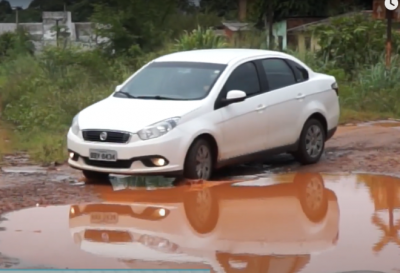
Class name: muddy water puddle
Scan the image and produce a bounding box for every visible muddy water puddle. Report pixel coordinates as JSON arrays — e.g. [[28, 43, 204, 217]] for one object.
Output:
[[0, 173, 400, 272]]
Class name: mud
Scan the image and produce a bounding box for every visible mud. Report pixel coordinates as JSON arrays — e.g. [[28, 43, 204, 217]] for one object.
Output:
[[0, 173, 399, 272], [299, 121, 400, 175], [1, 166, 49, 174]]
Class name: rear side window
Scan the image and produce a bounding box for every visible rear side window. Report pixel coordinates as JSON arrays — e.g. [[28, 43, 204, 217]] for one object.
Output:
[[260, 59, 296, 91], [286, 59, 309, 82]]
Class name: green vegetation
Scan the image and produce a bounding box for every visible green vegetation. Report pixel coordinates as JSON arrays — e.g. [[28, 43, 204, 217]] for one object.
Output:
[[0, 1, 398, 163]]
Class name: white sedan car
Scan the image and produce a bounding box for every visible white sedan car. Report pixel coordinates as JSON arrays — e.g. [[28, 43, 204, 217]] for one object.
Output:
[[67, 49, 340, 180]]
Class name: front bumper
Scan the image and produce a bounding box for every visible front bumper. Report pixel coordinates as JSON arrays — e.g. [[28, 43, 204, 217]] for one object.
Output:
[[67, 128, 188, 175]]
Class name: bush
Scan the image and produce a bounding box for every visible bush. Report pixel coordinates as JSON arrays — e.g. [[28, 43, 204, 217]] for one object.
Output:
[[174, 26, 227, 51], [0, 46, 133, 163], [313, 13, 400, 77]]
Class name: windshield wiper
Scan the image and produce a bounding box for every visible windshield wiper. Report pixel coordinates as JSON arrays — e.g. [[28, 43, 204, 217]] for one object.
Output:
[[134, 95, 187, 100], [115, 92, 187, 100], [115, 91, 138, 98]]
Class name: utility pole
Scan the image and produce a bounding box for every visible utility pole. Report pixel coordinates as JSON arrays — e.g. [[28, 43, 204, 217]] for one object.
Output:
[[64, 2, 67, 21], [11, 6, 22, 28], [54, 18, 63, 47], [386, 9, 393, 68], [238, 0, 247, 21]]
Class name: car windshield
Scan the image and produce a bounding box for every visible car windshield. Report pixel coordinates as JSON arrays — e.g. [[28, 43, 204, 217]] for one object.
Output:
[[115, 61, 226, 100]]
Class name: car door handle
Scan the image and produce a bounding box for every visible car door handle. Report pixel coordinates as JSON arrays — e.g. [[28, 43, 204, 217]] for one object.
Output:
[[255, 104, 266, 111], [296, 93, 306, 100]]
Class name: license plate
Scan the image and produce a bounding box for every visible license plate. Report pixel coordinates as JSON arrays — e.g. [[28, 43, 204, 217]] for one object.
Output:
[[90, 213, 119, 224], [89, 149, 117, 161]]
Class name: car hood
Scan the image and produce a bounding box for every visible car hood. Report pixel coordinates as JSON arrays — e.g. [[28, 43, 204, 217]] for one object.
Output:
[[78, 97, 203, 132]]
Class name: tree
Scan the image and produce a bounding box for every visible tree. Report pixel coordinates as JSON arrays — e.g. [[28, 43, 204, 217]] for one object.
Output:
[[0, 0, 11, 13], [28, 0, 66, 11], [0, 0, 11, 21], [69, 0, 94, 21], [200, 0, 237, 17], [90, 0, 182, 55]]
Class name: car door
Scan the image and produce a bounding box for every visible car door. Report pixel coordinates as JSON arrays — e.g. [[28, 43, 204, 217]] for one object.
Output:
[[215, 61, 268, 160], [257, 58, 306, 149]]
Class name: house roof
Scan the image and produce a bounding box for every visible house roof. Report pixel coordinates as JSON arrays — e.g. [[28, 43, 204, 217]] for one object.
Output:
[[287, 10, 372, 33], [222, 21, 251, 31]]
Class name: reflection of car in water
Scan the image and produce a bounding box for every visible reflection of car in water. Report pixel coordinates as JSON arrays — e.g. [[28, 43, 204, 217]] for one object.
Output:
[[69, 173, 339, 273]]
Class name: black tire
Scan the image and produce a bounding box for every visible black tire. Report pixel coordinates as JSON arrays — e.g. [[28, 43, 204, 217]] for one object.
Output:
[[294, 173, 328, 222], [82, 170, 109, 181], [184, 138, 214, 180], [183, 187, 219, 234], [292, 118, 326, 164]]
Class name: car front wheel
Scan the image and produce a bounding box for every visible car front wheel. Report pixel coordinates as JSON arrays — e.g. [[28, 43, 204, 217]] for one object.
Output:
[[184, 138, 213, 180], [293, 118, 325, 164]]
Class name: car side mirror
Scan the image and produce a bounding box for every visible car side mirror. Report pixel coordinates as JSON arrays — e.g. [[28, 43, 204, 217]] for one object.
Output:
[[115, 84, 123, 92], [221, 90, 246, 106]]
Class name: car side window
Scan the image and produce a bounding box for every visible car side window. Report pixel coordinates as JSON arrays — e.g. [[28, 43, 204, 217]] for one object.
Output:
[[260, 58, 296, 91], [224, 62, 260, 96], [286, 59, 309, 82]]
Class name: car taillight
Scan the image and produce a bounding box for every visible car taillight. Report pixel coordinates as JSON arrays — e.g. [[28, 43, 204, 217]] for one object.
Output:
[[331, 82, 339, 96]]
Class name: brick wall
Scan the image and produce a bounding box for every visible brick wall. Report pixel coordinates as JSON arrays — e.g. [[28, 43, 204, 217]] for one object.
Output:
[[224, 27, 234, 38]]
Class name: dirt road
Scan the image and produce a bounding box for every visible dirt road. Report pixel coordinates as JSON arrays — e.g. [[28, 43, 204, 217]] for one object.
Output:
[[303, 120, 400, 174], [0, 120, 400, 216]]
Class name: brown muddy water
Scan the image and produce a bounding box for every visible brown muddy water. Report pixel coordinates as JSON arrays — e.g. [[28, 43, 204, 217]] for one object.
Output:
[[0, 173, 399, 272]]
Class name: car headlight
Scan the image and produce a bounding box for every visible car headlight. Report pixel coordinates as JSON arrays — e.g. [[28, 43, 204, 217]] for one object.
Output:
[[71, 114, 80, 136], [137, 117, 180, 140]]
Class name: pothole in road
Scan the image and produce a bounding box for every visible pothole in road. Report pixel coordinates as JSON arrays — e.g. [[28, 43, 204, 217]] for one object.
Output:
[[0, 173, 399, 272]]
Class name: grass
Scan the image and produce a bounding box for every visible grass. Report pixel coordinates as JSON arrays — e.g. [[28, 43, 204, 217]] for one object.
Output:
[[339, 109, 395, 125], [0, 27, 399, 164]]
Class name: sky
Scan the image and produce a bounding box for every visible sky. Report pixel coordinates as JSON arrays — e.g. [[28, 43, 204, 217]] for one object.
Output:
[[7, 0, 33, 9]]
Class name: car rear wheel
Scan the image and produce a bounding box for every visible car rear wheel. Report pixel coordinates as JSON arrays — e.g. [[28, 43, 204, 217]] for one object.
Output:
[[184, 138, 213, 180], [294, 173, 328, 222], [292, 118, 325, 164], [82, 170, 109, 181]]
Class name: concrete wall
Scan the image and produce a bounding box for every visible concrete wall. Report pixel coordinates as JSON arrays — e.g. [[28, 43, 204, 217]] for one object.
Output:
[[0, 12, 104, 52]]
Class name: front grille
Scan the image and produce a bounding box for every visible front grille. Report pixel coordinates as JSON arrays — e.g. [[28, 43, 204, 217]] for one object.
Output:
[[82, 130, 130, 143], [84, 230, 133, 243], [83, 157, 133, 168]]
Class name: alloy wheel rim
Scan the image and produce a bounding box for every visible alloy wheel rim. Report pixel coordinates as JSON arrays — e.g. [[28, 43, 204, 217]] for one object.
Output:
[[195, 145, 211, 179], [305, 125, 323, 157], [305, 177, 324, 211], [194, 189, 212, 226]]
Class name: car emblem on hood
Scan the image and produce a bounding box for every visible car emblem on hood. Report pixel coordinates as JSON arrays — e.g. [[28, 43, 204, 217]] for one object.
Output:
[[100, 132, 107, 141]]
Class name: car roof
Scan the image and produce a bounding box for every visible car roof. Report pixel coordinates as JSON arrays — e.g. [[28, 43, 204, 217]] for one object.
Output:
[[154, 48, 288, 65]]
